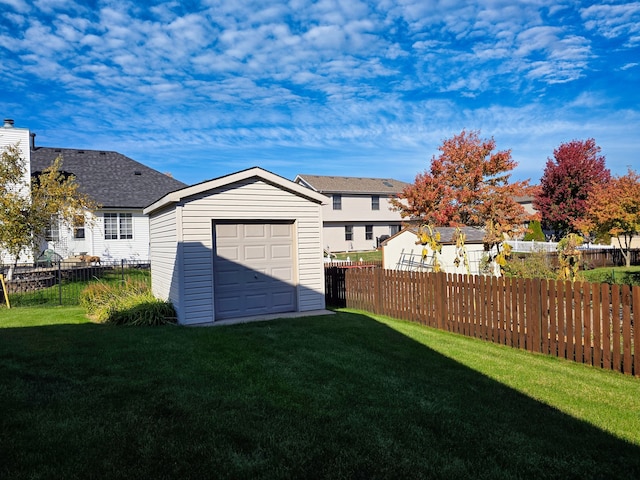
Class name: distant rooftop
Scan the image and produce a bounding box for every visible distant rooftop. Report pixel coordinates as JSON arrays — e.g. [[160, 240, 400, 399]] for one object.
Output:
[[295, 174, 409, 194]]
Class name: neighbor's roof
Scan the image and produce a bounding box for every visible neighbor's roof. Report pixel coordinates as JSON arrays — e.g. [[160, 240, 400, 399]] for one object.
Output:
[[294, 174, 409, 194], [144, 167, 328, 216], [383, 226, 486, 245], [31, 147, 187, 209]]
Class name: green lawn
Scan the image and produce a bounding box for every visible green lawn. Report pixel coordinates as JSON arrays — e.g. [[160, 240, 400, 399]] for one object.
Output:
[[331, 249, 382, 262], [581, 265, 640, 286], [1, 307, 640, 479]]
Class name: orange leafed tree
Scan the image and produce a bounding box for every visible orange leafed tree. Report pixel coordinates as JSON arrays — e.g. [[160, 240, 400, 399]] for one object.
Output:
[[576, 168, 640, 267], [392, 130, 536, 236]]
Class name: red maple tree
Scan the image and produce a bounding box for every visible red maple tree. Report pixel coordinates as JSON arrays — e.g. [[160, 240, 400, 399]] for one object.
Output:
[[392, 130, 535, 236], [533, 138, 610, 237]]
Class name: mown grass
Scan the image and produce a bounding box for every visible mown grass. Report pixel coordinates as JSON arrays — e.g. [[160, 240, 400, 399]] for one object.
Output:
[[581, 265, 640, 286], [5, 268, 150, 307], [332, 249, 382, 262], [1, 307, 639, 479]]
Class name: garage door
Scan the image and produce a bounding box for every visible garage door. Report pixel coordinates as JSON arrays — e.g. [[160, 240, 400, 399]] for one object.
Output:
[[213, 221, 296, 320]]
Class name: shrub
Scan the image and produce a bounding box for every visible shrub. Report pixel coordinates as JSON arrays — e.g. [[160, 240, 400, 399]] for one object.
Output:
[[503, 250, 556, 280], [80, 280, 176, 326], [523, 220, 545, 242]]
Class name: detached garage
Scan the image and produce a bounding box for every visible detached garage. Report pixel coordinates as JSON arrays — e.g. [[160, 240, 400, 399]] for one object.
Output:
[[143, 167, 328, 325]]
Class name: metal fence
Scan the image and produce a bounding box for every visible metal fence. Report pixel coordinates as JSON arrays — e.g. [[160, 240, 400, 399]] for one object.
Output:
[[1, 260, 150, 307]]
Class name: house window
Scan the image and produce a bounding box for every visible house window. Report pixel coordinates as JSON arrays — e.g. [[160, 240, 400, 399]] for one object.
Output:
[[44, 217, 59, 241], [120, 213, 133, 239], [104, 213, 133, 240], [365, 225, 373, 240], [390, 225, 401, 236], [345, 225, 353, 241], [74, 215, 85, 239], [371, 195, 380, 210], [333, 194, 342, 210]]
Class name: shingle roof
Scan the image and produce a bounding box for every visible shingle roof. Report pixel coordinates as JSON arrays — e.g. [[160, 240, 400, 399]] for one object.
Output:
[[392, 226, 486, 244], [295, 174, 409, 194], [30, 147, 187, 209]]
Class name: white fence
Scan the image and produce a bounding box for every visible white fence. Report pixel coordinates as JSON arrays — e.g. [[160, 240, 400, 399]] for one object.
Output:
[[506, 240, 613, 253]]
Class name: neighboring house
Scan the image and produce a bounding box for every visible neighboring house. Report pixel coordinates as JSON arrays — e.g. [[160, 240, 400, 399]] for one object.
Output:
[[294, 174, 409, 253], [1, 119, 186, 263], [514, 195, 537, 217], [382, 226, 487, 275], [144, 167, 329, 325]]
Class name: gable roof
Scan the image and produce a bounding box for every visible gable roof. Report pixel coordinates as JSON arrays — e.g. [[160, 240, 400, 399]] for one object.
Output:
[[294, 174, 409, 194], [30, 147, 187, 209], [383, 226, 486, 245], [144, 167, 328, 215]]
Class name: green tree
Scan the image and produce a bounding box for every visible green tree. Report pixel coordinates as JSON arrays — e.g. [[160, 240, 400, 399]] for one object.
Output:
[[0, 142, 97, 264], [523, 220, 545, 242]]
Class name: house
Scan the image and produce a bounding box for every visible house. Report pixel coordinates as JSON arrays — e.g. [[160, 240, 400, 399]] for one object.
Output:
[[381, 226, 488, 275], [144, 167, 329, 325], [0, 119, 186, 263], [294, 174, 409, 253]]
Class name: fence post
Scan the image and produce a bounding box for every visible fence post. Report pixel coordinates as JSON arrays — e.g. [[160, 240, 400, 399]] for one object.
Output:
[[57, 260, 62, 305], [121, 259, 125, 282], [374, 268, 383, 315]]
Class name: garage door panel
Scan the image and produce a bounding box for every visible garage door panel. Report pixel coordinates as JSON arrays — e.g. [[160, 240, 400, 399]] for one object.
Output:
[[272, 290, 295, 307], [216, 224, 240, 239], [244, 245, 267, 260], [244, 224, 266, 237], [216, 245, 240, 261], [271, 224, 291, 237], [271, 266, 293, 282], [214, 221, 296, 320], [271, 244, 292, 259]]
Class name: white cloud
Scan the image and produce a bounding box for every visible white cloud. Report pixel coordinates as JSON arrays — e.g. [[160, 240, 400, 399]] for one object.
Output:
[[581, 3, 640, 44]]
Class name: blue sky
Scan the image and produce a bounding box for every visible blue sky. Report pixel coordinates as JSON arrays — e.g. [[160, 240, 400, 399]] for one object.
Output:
[[1, 0, 638, 186]]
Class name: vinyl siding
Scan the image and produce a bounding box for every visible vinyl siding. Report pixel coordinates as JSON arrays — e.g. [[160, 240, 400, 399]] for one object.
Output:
[[148, 206, 180, 316], [175, 179, 324, 324], [91, 211, 150, 262]]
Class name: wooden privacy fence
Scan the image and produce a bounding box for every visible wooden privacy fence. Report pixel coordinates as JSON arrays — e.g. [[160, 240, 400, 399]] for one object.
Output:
[[343, 269, 639, 377]]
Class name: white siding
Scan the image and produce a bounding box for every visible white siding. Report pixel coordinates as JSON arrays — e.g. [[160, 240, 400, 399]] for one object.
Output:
[[0, 125, 31, 195], [148, 206, 180, 316], [382, 229, 486, 274], [324, 222, 399, 253], [178, 179, 324, 325], [148, 177, 325, 325], [321, 194, 403, 252], [91, 210, 150, 262], [0, 125, 32, 264]]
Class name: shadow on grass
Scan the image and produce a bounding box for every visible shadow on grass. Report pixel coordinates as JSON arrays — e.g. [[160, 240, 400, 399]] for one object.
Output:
[[1, 311, 639, 479]]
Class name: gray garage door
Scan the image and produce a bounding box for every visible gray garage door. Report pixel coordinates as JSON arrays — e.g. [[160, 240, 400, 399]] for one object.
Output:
[[213, 221, 296, 320]]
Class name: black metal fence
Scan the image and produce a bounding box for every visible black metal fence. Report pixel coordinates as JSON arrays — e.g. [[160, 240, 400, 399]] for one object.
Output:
[[1, 260, 150, 307]]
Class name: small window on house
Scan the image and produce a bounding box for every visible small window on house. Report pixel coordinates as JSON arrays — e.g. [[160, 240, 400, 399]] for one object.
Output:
[[104, 213, 133, 240], [365, 225, 373, 240], [74, 215, 85, 239], [390, 225, 401, 236], [44, 217, 60, 241], [119, 213, 133, 239], [104, 213, 118, 240], [333, 194, 342, 210], [371, 195, 380, 210], [345, 225, 353, 241]]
